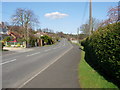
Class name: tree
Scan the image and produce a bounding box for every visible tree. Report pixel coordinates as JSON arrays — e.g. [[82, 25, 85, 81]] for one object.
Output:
[[11, 8, 39, 40], [41, 35, 53, 45], [100, 4, 120, 26], [80, 17, 101, 34], [12, 8, 39, 28], [86, 17, 101, 31], [107, 5, 120, 23], [92, 18, 101, 31], [57, 32, 65, 38], [11, 8, 39, 47], [80, 24, 89, 35], [42, 28, 49, 33]]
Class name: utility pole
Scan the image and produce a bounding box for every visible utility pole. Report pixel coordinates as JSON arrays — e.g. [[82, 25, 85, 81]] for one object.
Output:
[[89, 0, 92, 35]]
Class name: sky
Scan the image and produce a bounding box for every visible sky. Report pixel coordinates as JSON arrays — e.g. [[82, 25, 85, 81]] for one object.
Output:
[[1, 1, 118, 34]]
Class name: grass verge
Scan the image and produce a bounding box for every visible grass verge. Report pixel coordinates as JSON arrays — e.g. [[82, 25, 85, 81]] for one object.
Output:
[[78, 46, 118, 88]]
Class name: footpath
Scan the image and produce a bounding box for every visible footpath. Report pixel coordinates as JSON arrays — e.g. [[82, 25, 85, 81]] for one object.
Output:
[[2, 47, 33, 56]]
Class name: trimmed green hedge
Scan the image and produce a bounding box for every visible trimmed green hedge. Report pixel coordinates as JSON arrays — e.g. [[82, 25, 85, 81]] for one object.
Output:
[[81, 22, 120, 87]]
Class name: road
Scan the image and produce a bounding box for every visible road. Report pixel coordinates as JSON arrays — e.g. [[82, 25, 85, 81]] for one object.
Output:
[[2, 39, 81, 88]]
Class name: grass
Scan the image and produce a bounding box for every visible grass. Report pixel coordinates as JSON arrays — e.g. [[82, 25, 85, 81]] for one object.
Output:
[[78, 46, 118, 88]]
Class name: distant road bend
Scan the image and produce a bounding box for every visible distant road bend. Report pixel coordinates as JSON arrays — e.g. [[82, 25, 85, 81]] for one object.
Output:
[[2, 38, 81, 88]]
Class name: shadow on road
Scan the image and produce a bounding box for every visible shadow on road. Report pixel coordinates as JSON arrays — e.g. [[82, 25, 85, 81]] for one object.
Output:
[[3, 49, 9, 51]]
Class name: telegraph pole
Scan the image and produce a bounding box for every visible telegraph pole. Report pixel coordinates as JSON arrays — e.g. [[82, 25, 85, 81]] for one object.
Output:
[[89, 0, 92, 35]]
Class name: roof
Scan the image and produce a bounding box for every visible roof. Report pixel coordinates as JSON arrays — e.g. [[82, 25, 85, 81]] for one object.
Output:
[[34, 32, 47, 37]]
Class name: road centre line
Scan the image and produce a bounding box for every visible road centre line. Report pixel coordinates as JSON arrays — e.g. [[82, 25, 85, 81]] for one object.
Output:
[[53, 48, 57, 49], [44, 49, 51, 52], [26, 52, 41, 57], [0, 59, 17, 65], [18, 46, 73, 88], [2, 55, 21, 62]]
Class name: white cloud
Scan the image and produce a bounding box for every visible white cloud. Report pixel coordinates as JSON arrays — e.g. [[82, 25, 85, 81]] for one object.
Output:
[[44, 12, 68, 19]]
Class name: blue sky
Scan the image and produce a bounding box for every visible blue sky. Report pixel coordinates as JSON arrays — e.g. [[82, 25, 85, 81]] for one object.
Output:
[[2, 2, 118, 34]]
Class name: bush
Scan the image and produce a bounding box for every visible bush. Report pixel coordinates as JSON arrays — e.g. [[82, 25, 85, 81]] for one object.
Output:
[[29, 36, 38, 47], [7, 44, 11, 47], [81, 22, 120, 87], [3, 36, 11, 42], [41, 35, 54, 45], [0, 42, 5, 50], [17, 43, 21, 47]]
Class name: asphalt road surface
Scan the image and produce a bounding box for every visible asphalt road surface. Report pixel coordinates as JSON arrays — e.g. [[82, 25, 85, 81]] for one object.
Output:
[[2, 38, 81, 88]]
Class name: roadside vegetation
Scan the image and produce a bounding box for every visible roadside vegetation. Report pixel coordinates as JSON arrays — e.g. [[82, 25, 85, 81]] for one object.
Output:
[[81, 22, 120, 88], [78, 46, 118, 88], [77, 4, 120, 88], [0, 41, 5, 51]]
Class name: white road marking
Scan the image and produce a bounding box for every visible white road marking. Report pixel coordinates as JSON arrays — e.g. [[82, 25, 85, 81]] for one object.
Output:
[[53, 48, 57, 49], [26, 52, 41, 57], [2, 55, 22, 63], [44, 49, 51, 52], [18, 46, 73, 88], [0, 59, 17, 65]]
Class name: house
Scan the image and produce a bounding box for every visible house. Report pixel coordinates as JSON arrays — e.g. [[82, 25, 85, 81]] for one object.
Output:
[[0, 22, 9, 40], [70, 38, 78, 43], [34, 31, 48, 46], [34, 31, 47, 37]]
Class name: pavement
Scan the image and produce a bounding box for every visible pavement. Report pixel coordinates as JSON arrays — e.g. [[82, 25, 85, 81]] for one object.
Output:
[[2, 47, 34, 55], [2, 39, 81, 88]]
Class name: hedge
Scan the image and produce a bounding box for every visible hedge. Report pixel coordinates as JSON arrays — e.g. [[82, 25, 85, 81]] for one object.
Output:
[[81, 22, 120, 87]]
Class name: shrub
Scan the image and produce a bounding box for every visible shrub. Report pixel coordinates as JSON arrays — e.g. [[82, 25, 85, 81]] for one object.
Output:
[[17, 43, 21, 47], [81, 22, 120, 87], [29, 36, 38, 47], [7, 44, 11, 47], [41, 35, 53, 45], [3, 36, 11, 42], [0, 42, 5, 50]]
